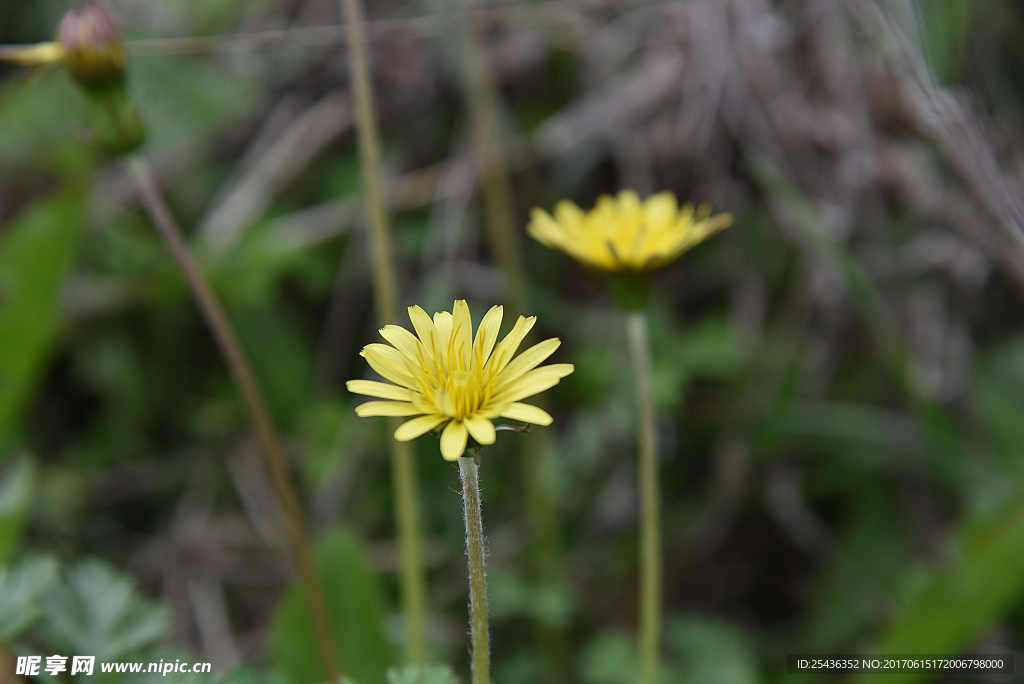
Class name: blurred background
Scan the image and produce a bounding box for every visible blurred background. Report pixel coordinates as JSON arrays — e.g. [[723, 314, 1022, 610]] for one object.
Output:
[[2, 0, 1024, 682]]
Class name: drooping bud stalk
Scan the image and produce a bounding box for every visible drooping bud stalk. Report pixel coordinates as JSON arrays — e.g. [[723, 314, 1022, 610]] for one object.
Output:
[[56, 0, 144, 154]]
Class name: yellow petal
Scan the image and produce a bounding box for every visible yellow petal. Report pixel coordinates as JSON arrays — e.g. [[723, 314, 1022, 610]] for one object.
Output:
[[616, 189, 642, 215], [379, 325, 422, 363], [495, 337, 560, 386], [492, 363, 574, 404], [411, 393, 435, 414], [433, 311, 453, 353], [362, 344, 415, 386], [346, 379, 410, 401], [500, 402, 553, 426], [441, 420, 468, 461], [464, 415, 496, 445], [494, 362, 574, 394], [451, 300, 473, 370], [489, 315, 537, 375], [552, 200, 585, 231], [473, 305, 503, 366], [644, 192, 678, 227], [408, 305, 438, 351], [354, 401, 421, 417], [395, 414, 447, 441], [527, 208, 566, 248]]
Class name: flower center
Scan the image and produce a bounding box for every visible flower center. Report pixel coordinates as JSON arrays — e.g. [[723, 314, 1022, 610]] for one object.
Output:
[[438, 369, 482, 420]]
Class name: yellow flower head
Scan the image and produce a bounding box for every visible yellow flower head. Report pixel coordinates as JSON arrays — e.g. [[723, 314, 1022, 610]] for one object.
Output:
[[347, 301, 574, 461], [527, 189, 732, 273]]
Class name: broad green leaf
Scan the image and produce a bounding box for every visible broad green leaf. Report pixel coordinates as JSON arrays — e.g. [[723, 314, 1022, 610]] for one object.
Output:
[[41, 559, 167, 661], [270, 528, 394, 684], [387, 665, 459, 684], [799, 486, 912, 652], [0, 193, 83, 445], [0, 455, 33, 563], [0, 555, 58, 639], [853, 485, 1024, 684], [489, 569, 574, 629], [0, 73, 89, 173], [579, 632, 636, 684], [973, 337, 1024, 472], [667, 616, 760, 684]]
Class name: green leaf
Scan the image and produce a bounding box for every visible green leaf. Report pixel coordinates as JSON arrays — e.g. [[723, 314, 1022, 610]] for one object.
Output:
[[386, 665, 459, 684], [0, 555, 58, 639], [270, 528, 394, 684], [667, 616, 760, 684], [580, 632, 636, 684], [0, 455, 34, 563], [973, 336, 1024, 471], [40, 559, 167, 661], [918, 0, 972, 83], [0, 192, 84, 446], [852, 486, 1024, 684], [489, 569, 574, 628]]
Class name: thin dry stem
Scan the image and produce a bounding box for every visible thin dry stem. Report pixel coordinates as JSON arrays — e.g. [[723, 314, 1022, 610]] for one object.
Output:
[[126, 155, 340, 681]]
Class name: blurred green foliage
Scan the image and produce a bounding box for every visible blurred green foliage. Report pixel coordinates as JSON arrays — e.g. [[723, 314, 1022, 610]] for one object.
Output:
[[2, 0, 1024, 682]]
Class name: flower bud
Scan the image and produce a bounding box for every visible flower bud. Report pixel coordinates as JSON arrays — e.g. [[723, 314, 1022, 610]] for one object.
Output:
[[56, 0, 144, 154], [56, 0, 127, 91]]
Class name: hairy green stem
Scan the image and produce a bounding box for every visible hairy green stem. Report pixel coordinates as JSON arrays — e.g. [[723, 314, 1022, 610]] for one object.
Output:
[[626, 311, 661, 684], [339, 0, 428, 664], [459, 455, 490, 684], [450, 8, 567, 676], [126, 155, 340, 681]]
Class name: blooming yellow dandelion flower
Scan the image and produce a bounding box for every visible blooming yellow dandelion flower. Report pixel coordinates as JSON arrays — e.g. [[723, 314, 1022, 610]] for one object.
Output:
[[527, 189, 732, 273], [347, 300, 574, 461]]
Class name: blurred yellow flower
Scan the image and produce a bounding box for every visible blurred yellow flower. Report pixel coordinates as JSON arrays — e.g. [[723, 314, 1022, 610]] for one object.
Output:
[[348, 301, 574, 461], [528, 190, 732, 273]]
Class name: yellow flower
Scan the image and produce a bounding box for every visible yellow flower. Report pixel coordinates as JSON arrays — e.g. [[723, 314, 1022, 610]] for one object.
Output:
[[527, 189, 732, 273], [347, 301, 574, 461]]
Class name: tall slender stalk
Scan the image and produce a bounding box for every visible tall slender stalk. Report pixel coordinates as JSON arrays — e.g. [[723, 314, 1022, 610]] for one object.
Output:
[[339, 0, 428, 664], [449, 7, 568, 676], [388, 432, 427, 665], [126, 155, 340, 682], [459, 454, 490, 684], [626, 311, 661, 684], [453, 0, 526, 319]]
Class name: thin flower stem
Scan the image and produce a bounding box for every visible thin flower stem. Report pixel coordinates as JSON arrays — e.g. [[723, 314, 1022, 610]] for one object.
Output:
[[389, 432, 428, 664], [341, 0, 397, 324], [450, 8, 568, 675], [459, 454, 491, 684], [125, 155, 340, 682], [339, 0, 428, 664], [626, 311, 661, 684]]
